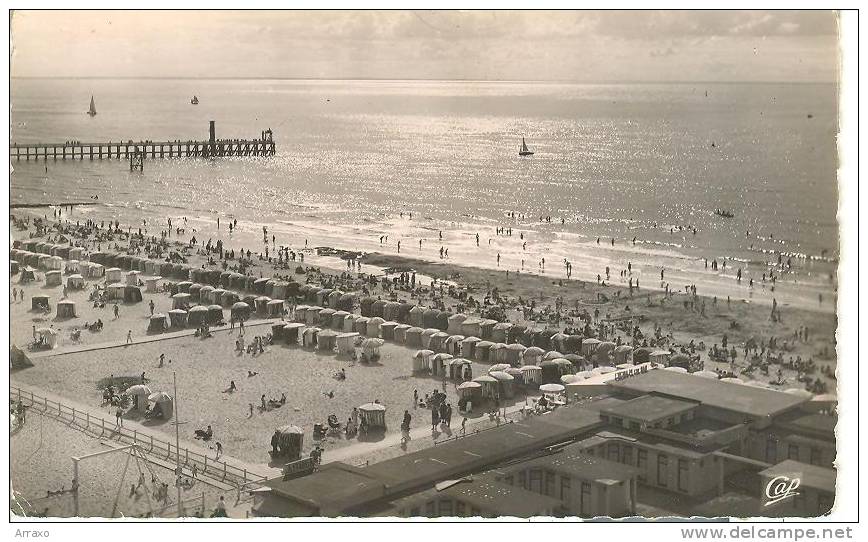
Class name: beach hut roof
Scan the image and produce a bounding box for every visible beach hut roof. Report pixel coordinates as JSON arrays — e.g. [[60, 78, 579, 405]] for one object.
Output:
[[489, 371, 514, 382], [36, 327, 57, 336], [650, 349, 671, 356], [561, 374, 580, 384], [664, 366, 689, 373], [432, 353, 454, 362], [172, 293, 191, 299], [284, 323, 306, 329], [472, 375, 498, 383], [553, 358, 573, 367], [449, 357, 471, 366], [232, 302, 250, 310], [457, 381, 482, 390], [539, 383, 565, 393], [256, 296, 272, 302], [461, 336, 481, 343], [267, 299, 284, 306], [475, 340, 494, 348], [359, 402, 386, 412], [543, 351, 564, 360], [68, 273, 83, 280], [277, 425, 303, 435], [208, 305, 223, 310], [563, 353, 584, 363], [506, 343, 527, 351], [168, 309, 187, 315], [519, 365, 541, 373], [524, 346, 545, 355], [318, 329, 339, 338], [614, 345, 633, 353], [582, 338, 602, 345], [415, 349, 434, 358], [489, 363, 511, 373], [539, 360, 558, 368], [189, 305, 208, 313]]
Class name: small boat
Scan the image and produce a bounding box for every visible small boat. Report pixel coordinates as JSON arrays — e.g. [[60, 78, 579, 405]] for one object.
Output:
[[191, 95, 199, 105], [519, 137, 534, 157], [714, 209, 734, 218], [87, 96, 97, 117]]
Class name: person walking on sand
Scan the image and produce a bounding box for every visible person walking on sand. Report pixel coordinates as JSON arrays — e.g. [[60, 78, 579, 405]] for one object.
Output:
[[214, 442, 223, 460], [149, 299, 155, 316], [114, 304, 120, 320], [126, 330, 133, 344], [115, 406, 123, 427], [431, 407, 440, 431]]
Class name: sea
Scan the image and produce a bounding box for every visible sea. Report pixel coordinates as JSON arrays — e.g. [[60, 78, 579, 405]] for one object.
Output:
[[10, 78, 839, 312]]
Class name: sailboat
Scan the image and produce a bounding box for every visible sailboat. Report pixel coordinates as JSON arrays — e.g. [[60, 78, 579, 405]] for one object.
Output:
[[191, 95, 199, 105], [87, 96, 97, 117], [519, 137, 534, 157]]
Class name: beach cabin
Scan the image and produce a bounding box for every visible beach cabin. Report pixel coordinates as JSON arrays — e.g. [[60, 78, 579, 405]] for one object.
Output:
[[65, 260, 80, 274], [518, 365, 542, 388], [69, 247, 84, 261], [56, 300, 76, 318], [539, 360, 561, 384], [649, 349, 671, 365], [405, 327, 424, 348], [106, 283, 125, 301], [125, 385, 152, 413], [267, 299, 284, 318], [148, 314, 168, 333], [449, 358, 473, 381], [10, 259, 19, 275], [422, 309, 439, 330], [330, 310, 349, 330], [366, 316, 385, 338], [471, 375, 498, 400], [306, 306, 323, 326], [371, 300, 387, 319], [489, 371, 515, 399], [302, 327, 321, 348], [581, 338, 602, 356], [337, 293, 355, 312], [523, 346, 544, 366], [188, 284, 203, 302], [45, 270, 62, 287], [353, 316, 370, 335], [383, 302, 402, 322], [460, 317, 483, 338], [360, 338, 384, 362], [231, 302, 251, 321], [393, 324, 410, 344], [221, 291, 239, 308], [491, 323, 512, 343], [412, 349, 434, 373], [445, 335, 465, 356], [172, 293, 191, 310], [342, 314, 356, 333], [143, 276, 161, 293], [328, 290, 343, 309], [33, 327, 58, 349], [509, 325, 528, 345], [613, 345, 633, 364], [105, 267, 122, 284], [48, 256, 63, 271], [126, 271, 141, 286], [66, 274, 85, 290], [408, 306, 425, 327], [254, 278, 270, 295], [188, 305, 208, 327], [460, 336, 481, 359], [272, 282, 288, 299], [207, 305, 224, 325], [254, 296, 272, 316], [431, 353, 452, 377], [337, 332, 360, 356], [273, 425, 303, 461], [504, 343, 526, 366], [177, 281, 193, 293], [316, 329, 338, 352], [359, 297, 374, 317], [315, 288, 333, 308], [379, 321, 398, 341], [283, 323, 305, 345], [168, 309, 188, 328], [319, 308, 336, 328], [474, 341, 493, 362]]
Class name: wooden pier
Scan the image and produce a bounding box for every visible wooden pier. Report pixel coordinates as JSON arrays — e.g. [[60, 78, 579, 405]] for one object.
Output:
[[10, 121, 276, 161]]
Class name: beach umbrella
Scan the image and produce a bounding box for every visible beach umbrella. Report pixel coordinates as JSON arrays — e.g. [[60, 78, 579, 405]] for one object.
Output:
[[432, 353, 454, 363], [359, 402, 386, 412], [415, 349, 434, 358], [126, 384, 152, 396], [472, 375, 497, 383], [539, 383, 565, 394]]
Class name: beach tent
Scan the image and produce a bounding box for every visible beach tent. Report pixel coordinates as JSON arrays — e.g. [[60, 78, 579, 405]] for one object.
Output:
[[371, 300, 387, 319], [510, 325, 528, 346], [31, 294, 50, 311], [65, 260, 80, 274], [207, 305, 225, 325], [445, 335, 465, 356], [221, 291, 239, 307], [366, 316, 385, 338], [412, 349, 434, 373], [56, 300, 76, 318], [123, 286, 143, 303], [48, 256, 63, 270], [471, 375, 499, 400], [187, 305, 208, 327], [319, 308, 336, 328], [293, 304, 309, 323], [283, 323, 305, 345], [208, 289, 225, 305], [337, 332, 360, 356], [422, 308, 439, 329], [405, 327, 424, 348], [302, 327, 321, 348], [147, 392, 174, 420], [10, 345, 34, 370], [539, 360, 561, 384], [148, 314, 168, 332], [419, 328, 440, 349], [379, 321, 398, 341], [550, 332, 570, 352], [649, 349, 671, 365], [307, 306, 324, 326], [408, 306, 425, 327], [326, 290, 343, 308], [337, 293, 355, 312], [613, 345, 633, 364], [66, 274, 85, 290], [449, 358, 472, 381], [473, 341, 493, 362], [177, 281, 193, 293], [460, 336, 481, 359], [272, 282, 288, 299], [34, 327, 59, 349], [172, 293, 191, 310], [188, 284, 203, 301], [359, 297, 374, 317], [523, 346, 545, 366], [19, 267, 36, 283], [266, 299, 284, 317], [86, 263, 105, 279], [580, 338, 602, 356], [431, 353, 453, 377], [504, 343, 526, 366], [105, 267, 123, 284], [434, 311, 451, 332], [519, 365, 542, 387], [45, 270, 62, 287], [315, 288, 332, 307], [393, 324, 410, 344], [125, 384, 152, 413], [69, 247, 84, 261], [490, 343, 508, 364], [316, 329, 338, 352], [342, 314, 357, 333], [254, 278, 270, 295], [460, 317, 483, 338], [489, 371, 515, 398], [491, 323, 512, 343], [272, 323, 287, 341], [231, 301, 251, 321], [168, 309, 188, 328], [383, 302, 402, 322], [429, 331, 449, 353], [126, 271, 142, 286], [331, 311, 350, 331], [353, 316, 370, 335], [255, 296, 272, 316], [358, 403, 386, 432], [360, 338, 384, 362], [10, 260, 19, 275], [554, 358, 576, 376]]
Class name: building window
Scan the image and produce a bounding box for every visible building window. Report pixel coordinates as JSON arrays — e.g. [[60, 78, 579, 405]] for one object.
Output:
[[765, 438, 777, 463], [622, 446, 633, 465], [788, 444, 800, 461], [630, 421, 641, 432], [544, 470, 555, 496], [608, 443, 620, 462], [439, 499, 453, 517], [601, 415, 609, 423], [560, 476, 572, 502], [455, 502, 466, 517], [504, 474, 514, 486], [677, 459, 689, 492], [612, 417, 623, 427], [657, 454, 668, 487], [810, 448, 822, 466], [529, 468, 542, 493], [581, 482, 592, 516], [518, 470, 527, 489], [637, 449, 648, 482]]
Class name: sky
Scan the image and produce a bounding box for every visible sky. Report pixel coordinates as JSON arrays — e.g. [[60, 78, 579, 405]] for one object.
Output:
[[10, 10, 839, 82]]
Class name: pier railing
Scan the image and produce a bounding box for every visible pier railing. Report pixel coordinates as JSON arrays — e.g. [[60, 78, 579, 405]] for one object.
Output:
[[10, 385, 269, 489], [10, 138, 275, 161]]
